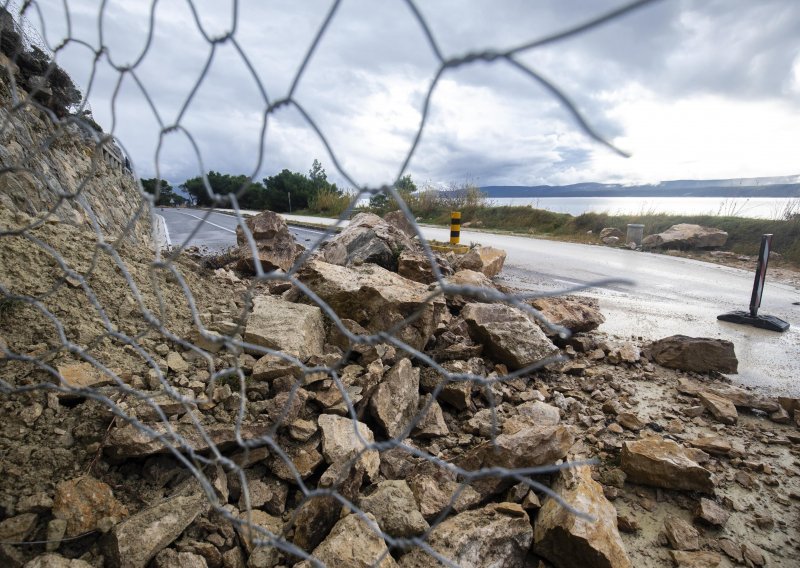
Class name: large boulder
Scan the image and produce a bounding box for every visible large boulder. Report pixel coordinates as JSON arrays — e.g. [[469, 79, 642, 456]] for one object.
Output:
[[642, 224, 727, 249], [529, 296, 605, 334], [645, 335, 738, 374], [534, 465, 631, 568], [461, 303, 559, 370], [453, 246, 507, 277], [298, 260, 445, 352], [398, 503, 533, 568], [443, 269, 498, 308], [321, 212, 416, 271], [243, 295, 325, 360], [235, 210, 298, 272], [620, 438, 714, 493]]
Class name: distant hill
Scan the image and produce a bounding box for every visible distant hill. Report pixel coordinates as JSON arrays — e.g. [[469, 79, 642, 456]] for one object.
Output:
[[481, 176, 800, 198]]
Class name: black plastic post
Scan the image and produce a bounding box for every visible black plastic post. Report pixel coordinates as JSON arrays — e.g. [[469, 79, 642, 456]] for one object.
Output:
[[717, 234, 789, 332]]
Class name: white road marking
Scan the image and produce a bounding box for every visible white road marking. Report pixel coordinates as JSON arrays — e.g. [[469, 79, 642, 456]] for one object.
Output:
[[175, 210, 237, 234], [156, 214, 172, 247]]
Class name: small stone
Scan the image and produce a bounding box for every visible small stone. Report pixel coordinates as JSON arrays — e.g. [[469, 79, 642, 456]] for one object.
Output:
[[0, 513, 38, 542], [717, 539, 743, 563], [740, 543, 766, 567], [664, 515, 700, 551], [617, 412, 645, 431], [669, 550, 722, 567], [166, 352, 190, 373], [608, 423, 624, 434], [45, 519, 67, 552], [694, 498, 729, 527], [358, 480, 429, 538], [688, 436, 731, 456], [52, 477, 128, 537], [698, 391, 737, 425], [617, 514, 640, 533]]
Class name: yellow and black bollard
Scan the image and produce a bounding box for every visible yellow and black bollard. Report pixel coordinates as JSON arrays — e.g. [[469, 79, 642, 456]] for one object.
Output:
[[450, 211, 461, 245]]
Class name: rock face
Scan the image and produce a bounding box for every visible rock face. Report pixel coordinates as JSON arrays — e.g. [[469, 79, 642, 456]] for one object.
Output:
[[454, 246, 507, 277], [299, 260, 445, 352], [398, 503, 533, 568], [103, 492, 207, 568], [620, 438, 714, 493], [321, 213, 416, 271], [369, 358, 420, 438], [52, 477, 128, 537], [461, 303, 559, 370], [642, 224, 728, 249], [646, 335, 738, 374], [530, 296, 605, 334], [234, 210, 297, 273], [534, 465, 632, 568], [243, 295, 324, 360], [0, 69, 150, 245]]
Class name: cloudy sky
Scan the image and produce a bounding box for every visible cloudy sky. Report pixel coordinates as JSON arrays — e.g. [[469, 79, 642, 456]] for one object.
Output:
[[21, 0, 800, 189]]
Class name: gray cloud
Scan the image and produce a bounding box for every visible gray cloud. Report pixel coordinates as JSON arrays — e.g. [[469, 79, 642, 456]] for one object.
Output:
[[24, 0, 800, 188]]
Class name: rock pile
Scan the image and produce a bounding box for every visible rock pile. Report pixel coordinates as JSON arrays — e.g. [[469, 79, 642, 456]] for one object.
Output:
[[1, 214, 799, 568]]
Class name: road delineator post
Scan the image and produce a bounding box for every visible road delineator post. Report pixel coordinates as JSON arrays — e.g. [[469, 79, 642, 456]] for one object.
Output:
[[717, 234, 790, 332], [450, 211, 461, 245]]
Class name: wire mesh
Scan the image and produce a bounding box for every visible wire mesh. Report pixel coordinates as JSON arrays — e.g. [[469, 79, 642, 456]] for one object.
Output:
[[0, 1, 653, 566]]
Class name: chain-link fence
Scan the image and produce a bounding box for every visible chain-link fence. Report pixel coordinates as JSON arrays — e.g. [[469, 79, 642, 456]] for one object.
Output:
[[0, 1, 655, 566]]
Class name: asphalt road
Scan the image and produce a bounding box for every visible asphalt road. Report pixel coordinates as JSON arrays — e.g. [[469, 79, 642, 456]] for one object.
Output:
[[159, 208, 800, 396], [156, 208, 329, 251]]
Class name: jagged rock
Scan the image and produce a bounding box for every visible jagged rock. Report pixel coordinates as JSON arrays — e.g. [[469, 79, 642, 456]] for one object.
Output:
[[411, 394, 449, 437], [243, 295, 324, 360], [664, 515, 700, 551], [397, 250, 452, 284], [676, 379, 779, 412], [103, 491, 207, 568], [383, 210, 415, 237], [668, 551, 722, 568], [234, 210, 297, 273], [105, 422, 270, 460], [443, 269, 498, 308], [456, 419, 573, 496], [740, 543, 766, 567], [687, 436, 731, 456], [369, 358, 419, 438], [237, 477, 288, 516], [57, 362, 114, 389], [318, 414, 379, 482], [234, 508, 282, 560], [453, 246, 507, 277], [516, 401, 561, 426], [646, 336, 737, 374], [461, 303, 559, 370], [407, 463, 482, 521], [321, 212, 416, 271], [398, 503, 532, 568], [642, 224, 728, 249], [251, 354, 300, 381], [152, 549, 208, 568], [616, 412, 645, 432], [529, 296, 605, 334], [620, 438, 714, 493], [534, 465, 631, 568], [616, 343, 640, 364], [290, 496, 339, 553], [698, 391, 738, 425], [695, 498, 729, 527], [299, 260, 445, 351], [296, 512, 397, 568], [0, 513, 38, 542], [358, 480, 429, 538], [52, 476, 128, 537], [22, 554, 94, 568], [602, 236, 620, 245], [266, 438, 323, 482]]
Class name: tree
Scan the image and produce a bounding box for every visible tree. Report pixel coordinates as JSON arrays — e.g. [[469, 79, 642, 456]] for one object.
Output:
[[369, 174, 417, 213], [141, 178, 187, 206], [180, 171, 266, 208], [309, 159, 327, 191], [262, 169, 315, 212]]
